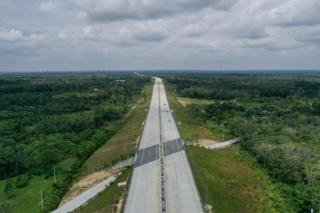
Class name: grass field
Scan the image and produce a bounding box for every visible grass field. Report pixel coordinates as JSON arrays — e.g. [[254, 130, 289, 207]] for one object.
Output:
[[165, 82, 292, 212], [187, 146, 292, 212], [177, 96, 230, 141]]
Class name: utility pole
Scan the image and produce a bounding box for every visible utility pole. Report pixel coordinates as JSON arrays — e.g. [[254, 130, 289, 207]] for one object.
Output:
[[40, 188, 44, 212], [53, 166, 56, 184], [205, 172, 208, 205]]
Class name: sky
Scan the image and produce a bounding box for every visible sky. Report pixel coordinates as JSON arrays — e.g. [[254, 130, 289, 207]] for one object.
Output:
[[0, 0, 320, 71]]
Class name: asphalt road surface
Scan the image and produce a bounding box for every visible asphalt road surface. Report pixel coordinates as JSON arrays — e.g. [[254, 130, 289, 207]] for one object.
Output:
[[125, 78, 203, 213]]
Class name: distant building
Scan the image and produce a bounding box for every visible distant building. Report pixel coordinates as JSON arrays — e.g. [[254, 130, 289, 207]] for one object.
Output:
[[116, 79, 126, 82], [134, 72, 143, 77]]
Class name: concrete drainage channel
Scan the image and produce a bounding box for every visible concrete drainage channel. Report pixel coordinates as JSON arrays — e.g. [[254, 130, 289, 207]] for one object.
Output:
[[158, 81, 167, 213]]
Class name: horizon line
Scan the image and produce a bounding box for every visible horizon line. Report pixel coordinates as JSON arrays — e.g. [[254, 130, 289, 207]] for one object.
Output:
[[1, 69, 320, 74]]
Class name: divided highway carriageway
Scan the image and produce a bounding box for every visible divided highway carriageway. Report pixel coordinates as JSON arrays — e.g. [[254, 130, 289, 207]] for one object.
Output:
[[124, 78, 203, 213]]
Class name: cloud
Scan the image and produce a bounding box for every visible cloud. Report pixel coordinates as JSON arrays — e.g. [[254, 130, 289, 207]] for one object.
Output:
[[0, 27, 24, 42], [1, 0, 320, 71], [57, 20, 169, 45], [180, 22, 210, 38], [218, 23, 269, 40], [267, 0, 320, 27], [0, 27, 47, 43], [295, 28, 320, 44], [75, 0, 237, 23], [297, 34, 320, 44], [38, 1, 65, 14], [39, 1, 55, 13], [240, 37, 301, 51], [132, 22, 169, 42]]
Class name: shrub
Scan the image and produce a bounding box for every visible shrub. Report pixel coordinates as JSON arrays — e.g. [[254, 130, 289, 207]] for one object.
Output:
[[4, 180, 15, 198], [15, 175, 31, 188]]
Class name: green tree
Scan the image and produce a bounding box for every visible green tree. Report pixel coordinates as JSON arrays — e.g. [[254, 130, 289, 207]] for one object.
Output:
[[0, 202, 12, 213], [4, 180, 14, 198], [312, 100, 320, 115]]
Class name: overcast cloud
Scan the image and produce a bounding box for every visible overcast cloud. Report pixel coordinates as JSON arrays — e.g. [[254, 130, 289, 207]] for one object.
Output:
[[0, 0, 319, 71]]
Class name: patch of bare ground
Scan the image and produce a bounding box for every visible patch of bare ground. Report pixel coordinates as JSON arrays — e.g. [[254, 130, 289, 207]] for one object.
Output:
[[177, 97, 192, 107], [59, 169, 121, 206], [191, 138, 220, 147], [116, 195, 124, 213]]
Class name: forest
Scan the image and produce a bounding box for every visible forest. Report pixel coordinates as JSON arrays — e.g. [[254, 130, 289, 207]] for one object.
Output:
[[0, 72, 149, 211], [162, 72, 320, 212]]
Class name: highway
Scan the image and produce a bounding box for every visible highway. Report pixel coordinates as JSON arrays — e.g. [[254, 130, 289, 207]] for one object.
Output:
[[125, 78, 203, 213]]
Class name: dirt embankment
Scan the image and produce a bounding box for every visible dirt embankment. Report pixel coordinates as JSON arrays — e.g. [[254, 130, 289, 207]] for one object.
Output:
[[59, 169, 120, 206], [177, 97, 192, 107], [190, 138, 220, 147], [190, 138, 240, 150]]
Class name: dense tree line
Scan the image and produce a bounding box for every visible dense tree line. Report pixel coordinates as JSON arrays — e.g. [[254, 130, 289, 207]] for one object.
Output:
[[165, 73, 320, 100], [0, 73, 149, 180]]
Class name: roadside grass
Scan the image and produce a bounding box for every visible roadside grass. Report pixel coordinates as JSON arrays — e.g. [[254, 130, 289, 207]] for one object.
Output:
[[166, 85, 216, 141], [75, 167, 132, 213], [165, 82, 291, 212], [187, 146, 291, 212], [176, 95, 230, 140], [78, 83, 153, 178]]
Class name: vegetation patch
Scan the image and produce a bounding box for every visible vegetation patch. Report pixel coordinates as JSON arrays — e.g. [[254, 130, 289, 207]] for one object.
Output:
[[59, 83, 152, 210], [164, 77, 294, 212], [78, 83, 153, 177], [163, 73, 320, 212], [166, 86, 220, 141], [0, 73, 150, 212]]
